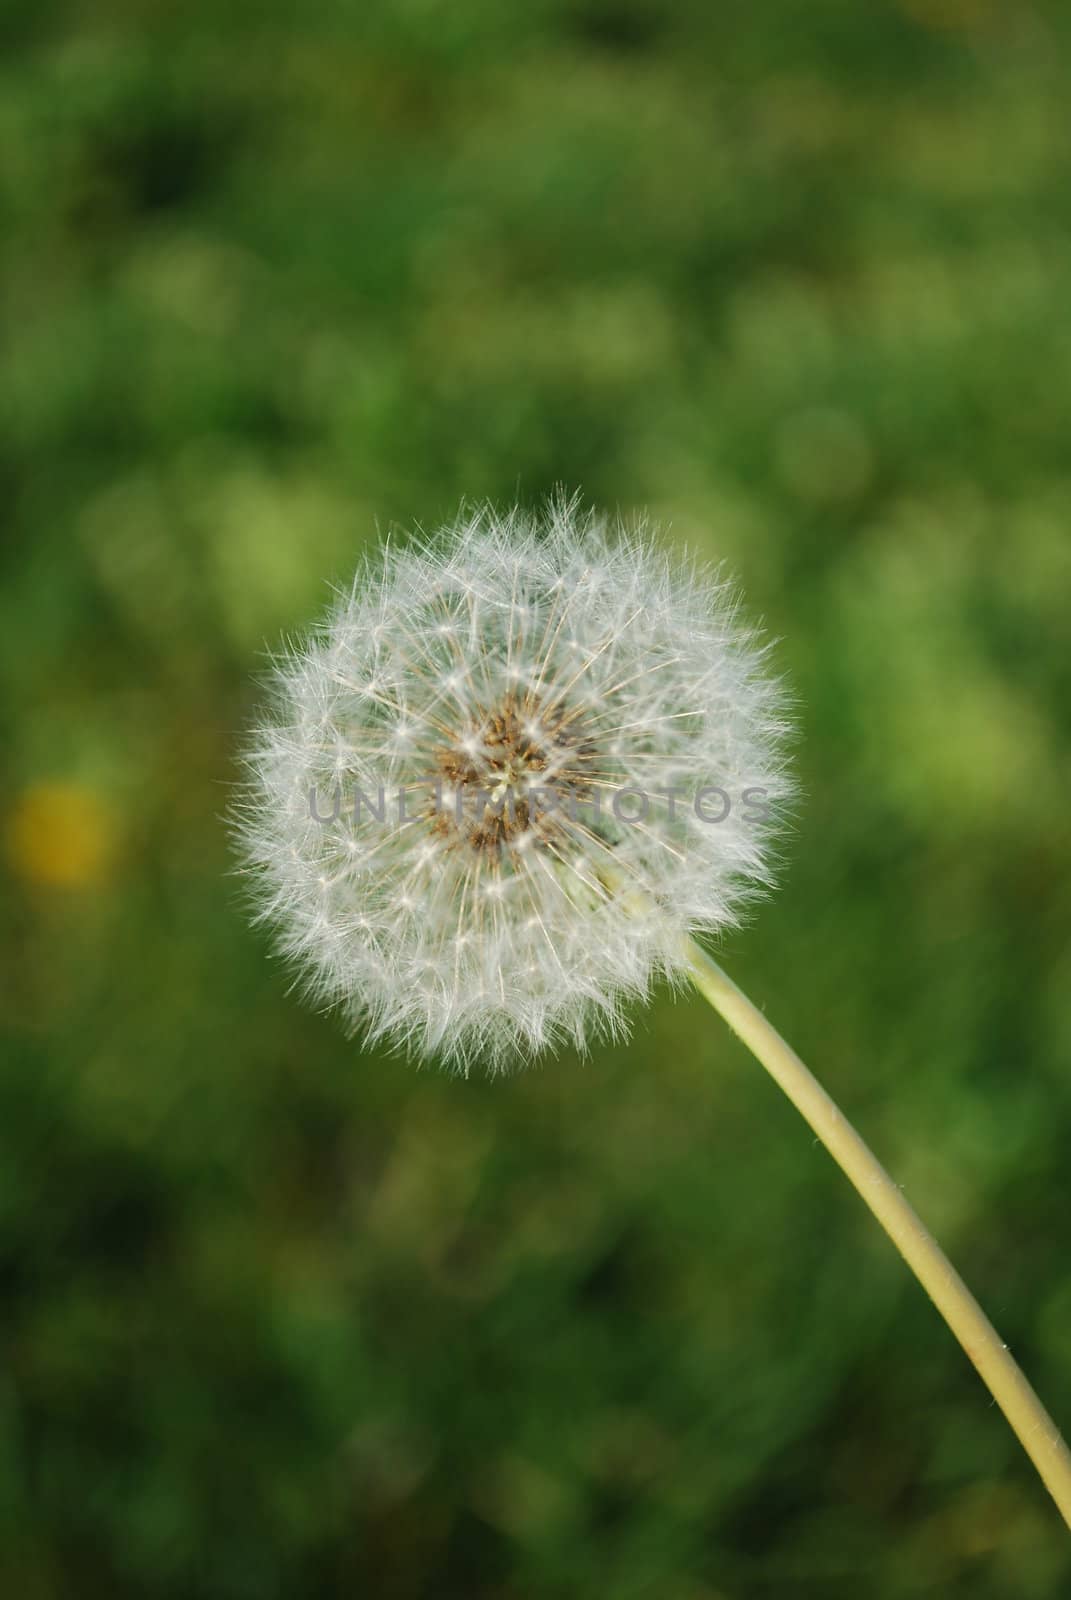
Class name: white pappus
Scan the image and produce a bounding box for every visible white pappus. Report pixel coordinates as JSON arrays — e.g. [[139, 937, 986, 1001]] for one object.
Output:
[[234, 500, 794, 1071]]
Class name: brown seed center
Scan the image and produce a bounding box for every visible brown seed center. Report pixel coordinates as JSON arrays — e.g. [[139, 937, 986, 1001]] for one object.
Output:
[[430, 693, 596, 857]]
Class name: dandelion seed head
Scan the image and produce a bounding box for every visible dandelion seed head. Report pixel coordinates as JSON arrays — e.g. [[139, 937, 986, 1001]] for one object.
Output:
[[235, 500, 793, 1071]]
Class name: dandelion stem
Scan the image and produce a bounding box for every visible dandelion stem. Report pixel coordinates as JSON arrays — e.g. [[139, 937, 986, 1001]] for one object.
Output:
[[683, 935, 1071, 1529]]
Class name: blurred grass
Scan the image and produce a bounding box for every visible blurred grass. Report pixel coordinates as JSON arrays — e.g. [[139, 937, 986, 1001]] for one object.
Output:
[[3, 0, 1071, 1595]]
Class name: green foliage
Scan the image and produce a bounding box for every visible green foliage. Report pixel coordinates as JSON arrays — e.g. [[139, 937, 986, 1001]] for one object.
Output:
[[3, 1, 1071, 1593]]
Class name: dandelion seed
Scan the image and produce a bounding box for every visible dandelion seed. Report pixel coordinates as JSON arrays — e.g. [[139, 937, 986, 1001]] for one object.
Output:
[[234, 499, 793, 1071]]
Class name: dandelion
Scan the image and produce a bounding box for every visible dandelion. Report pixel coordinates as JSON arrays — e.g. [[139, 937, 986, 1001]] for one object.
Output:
[[235, 497, 1071, 1530], [235, 498, 792, 1070]]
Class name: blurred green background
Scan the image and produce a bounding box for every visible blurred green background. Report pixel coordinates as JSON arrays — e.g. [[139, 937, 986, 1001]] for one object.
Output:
[[3, 0, 1071, 1594]]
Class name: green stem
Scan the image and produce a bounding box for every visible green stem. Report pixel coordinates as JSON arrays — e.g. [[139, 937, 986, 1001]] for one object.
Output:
[[684, 935, 1071, 1529]]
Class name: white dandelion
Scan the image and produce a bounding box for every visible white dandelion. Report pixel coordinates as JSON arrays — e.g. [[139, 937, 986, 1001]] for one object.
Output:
[[235, 498, 792, 1070], [234, 497, 1071, 1528]]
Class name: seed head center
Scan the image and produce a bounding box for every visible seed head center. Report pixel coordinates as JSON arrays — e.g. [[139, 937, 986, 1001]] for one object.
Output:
[[430, 693, 597, 858]]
